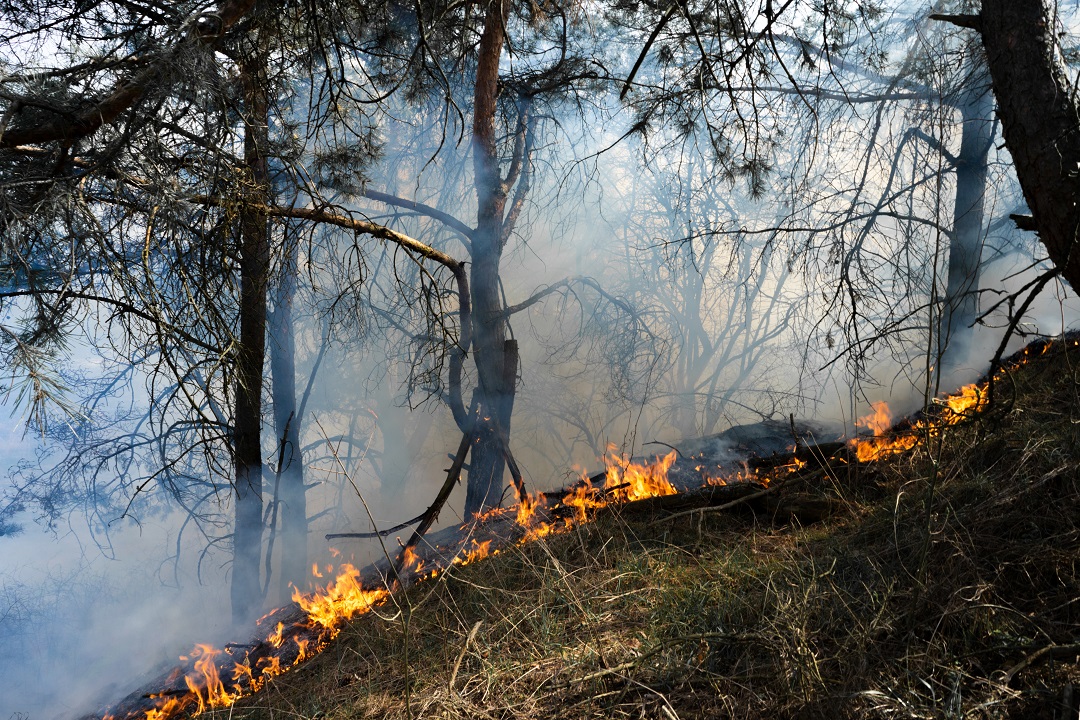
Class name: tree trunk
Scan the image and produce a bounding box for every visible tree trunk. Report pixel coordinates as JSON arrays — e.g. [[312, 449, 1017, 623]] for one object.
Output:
[[464, 0, 513, 518], [232, 51, 271, 626], [978, 0, 1080, 292], [941, 65, 993, 368], [270, 235, 305, 604]]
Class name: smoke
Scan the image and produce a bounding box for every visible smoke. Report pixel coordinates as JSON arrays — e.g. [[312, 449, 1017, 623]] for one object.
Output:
[[0, 510, 233, 720]]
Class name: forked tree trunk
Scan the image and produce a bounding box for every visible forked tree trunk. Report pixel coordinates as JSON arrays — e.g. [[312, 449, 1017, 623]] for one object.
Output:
[[977, 0, 1080, 293], [464, 0, 514, 518], [232, 49, 271, 626]]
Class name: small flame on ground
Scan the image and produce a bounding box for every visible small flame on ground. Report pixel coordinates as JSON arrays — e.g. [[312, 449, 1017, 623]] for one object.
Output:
[[293, 563, 390, 632], [849, 382, 991, 462], [603, 447, 678, 502]]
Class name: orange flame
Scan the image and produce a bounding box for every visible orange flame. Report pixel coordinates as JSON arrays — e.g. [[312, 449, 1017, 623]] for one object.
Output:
[[293, 564, 389, 632], [180, 644, 237, 713], [603, 447, 678, 502], [401, 546, 424, 574], [849, 401, 918, 462]]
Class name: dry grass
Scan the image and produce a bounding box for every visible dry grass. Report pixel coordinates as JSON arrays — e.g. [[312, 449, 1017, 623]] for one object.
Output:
[[221, 340, 1080, 719]]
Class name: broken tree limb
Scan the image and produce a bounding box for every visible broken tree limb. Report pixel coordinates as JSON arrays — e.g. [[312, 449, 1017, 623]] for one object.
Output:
[[1003, 643, 1080, 685], [393, 430, 474, 578], [326, 512, 425, 540], [648, 469, 828, 525]]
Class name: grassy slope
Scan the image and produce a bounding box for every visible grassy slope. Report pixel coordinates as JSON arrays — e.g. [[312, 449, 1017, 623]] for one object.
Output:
[[230, 340, 1080, 719]]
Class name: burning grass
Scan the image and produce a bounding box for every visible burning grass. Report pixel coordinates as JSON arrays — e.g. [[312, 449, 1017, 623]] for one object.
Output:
[[106, 335, 1080, 719]]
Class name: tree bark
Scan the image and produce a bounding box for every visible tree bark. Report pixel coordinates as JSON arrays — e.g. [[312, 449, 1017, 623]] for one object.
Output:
[[941, 65, 993, 368], [231, 50, 271, 626], [977, 0, 1080, 292], [270, 235, 305, 604], [464, 0, 514, 518]]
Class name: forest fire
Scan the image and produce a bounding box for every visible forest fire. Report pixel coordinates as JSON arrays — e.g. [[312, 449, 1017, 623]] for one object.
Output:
[[848, 382, 989, 463], [98, 357, 1027, 720]]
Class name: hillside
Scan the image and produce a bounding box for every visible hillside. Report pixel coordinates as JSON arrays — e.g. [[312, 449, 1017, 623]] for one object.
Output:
[[182, 337, 1080, 719]]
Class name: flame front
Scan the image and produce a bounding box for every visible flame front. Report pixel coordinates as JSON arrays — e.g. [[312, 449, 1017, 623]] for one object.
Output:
[[849, 382, 991, 462], [117, 347, 1029, 720]]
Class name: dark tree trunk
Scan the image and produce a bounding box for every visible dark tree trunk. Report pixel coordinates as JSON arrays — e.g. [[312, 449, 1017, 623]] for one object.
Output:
[[978, 0, 1080, 292], [941, 66, 993, 368], [464, 0, 514, 518], [232, 52, 271, 626], [270, 236, 305, 603]]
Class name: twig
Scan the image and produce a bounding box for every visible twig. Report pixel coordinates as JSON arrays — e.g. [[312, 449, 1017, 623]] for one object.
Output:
[[325, 512, 425, 540], [449, 621, 483, 694], [1003, 643, 1080, 685], [394, 429, 474, 577]]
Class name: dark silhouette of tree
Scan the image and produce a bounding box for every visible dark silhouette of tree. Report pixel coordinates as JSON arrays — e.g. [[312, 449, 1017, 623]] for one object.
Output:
[[966, 0, 1080, 294]]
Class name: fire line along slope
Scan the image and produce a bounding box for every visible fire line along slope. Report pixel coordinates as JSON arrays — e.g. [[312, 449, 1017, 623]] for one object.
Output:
[[90, 333, 1080, 720]]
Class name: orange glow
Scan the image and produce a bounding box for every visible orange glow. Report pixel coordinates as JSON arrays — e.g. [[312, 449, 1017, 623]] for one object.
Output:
[[850, 382, 991, 463], [181, 644, 237, 713], [401, 546, 424, 574], [942, 383, 986, 419], [515, 490, 540, 527], [143, 698, 181, 720], [560, 482, 606, 523], [857, 401, 892, 435], [459, 539, 493, 565], [293, 563, 390, 632], [603, 447, 678, 502], [849, 401, 918, 462], [267, 622, 285, 648]]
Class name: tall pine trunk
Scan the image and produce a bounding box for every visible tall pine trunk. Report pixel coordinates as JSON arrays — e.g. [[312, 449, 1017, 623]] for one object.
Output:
[[464, 0, 514, 518], [270, 236, 306, 603], [978, 0, 1080, 292], [231, 47, 271, 626], [941, 66, 993, 368]]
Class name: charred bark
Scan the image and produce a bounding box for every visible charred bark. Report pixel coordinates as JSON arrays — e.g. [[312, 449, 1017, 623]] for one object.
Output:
[[231, 49, 271, 626], [976, 0, 1080, 292]]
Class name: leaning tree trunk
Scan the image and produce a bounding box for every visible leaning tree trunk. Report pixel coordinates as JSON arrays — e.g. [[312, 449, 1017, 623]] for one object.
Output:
[[270, 234, 306, 604], [464, 0, 514, 518], [232, 50, 271, 626], [977, 0, 1080, 293], [941, 64, 993, 368]]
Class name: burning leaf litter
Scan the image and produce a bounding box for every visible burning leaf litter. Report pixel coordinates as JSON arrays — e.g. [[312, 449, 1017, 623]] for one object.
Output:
[[99, 341, 1052, 720]]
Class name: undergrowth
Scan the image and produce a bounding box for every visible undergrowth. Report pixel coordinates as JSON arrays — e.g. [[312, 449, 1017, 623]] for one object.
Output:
[[226, 340, 1080, 719]]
